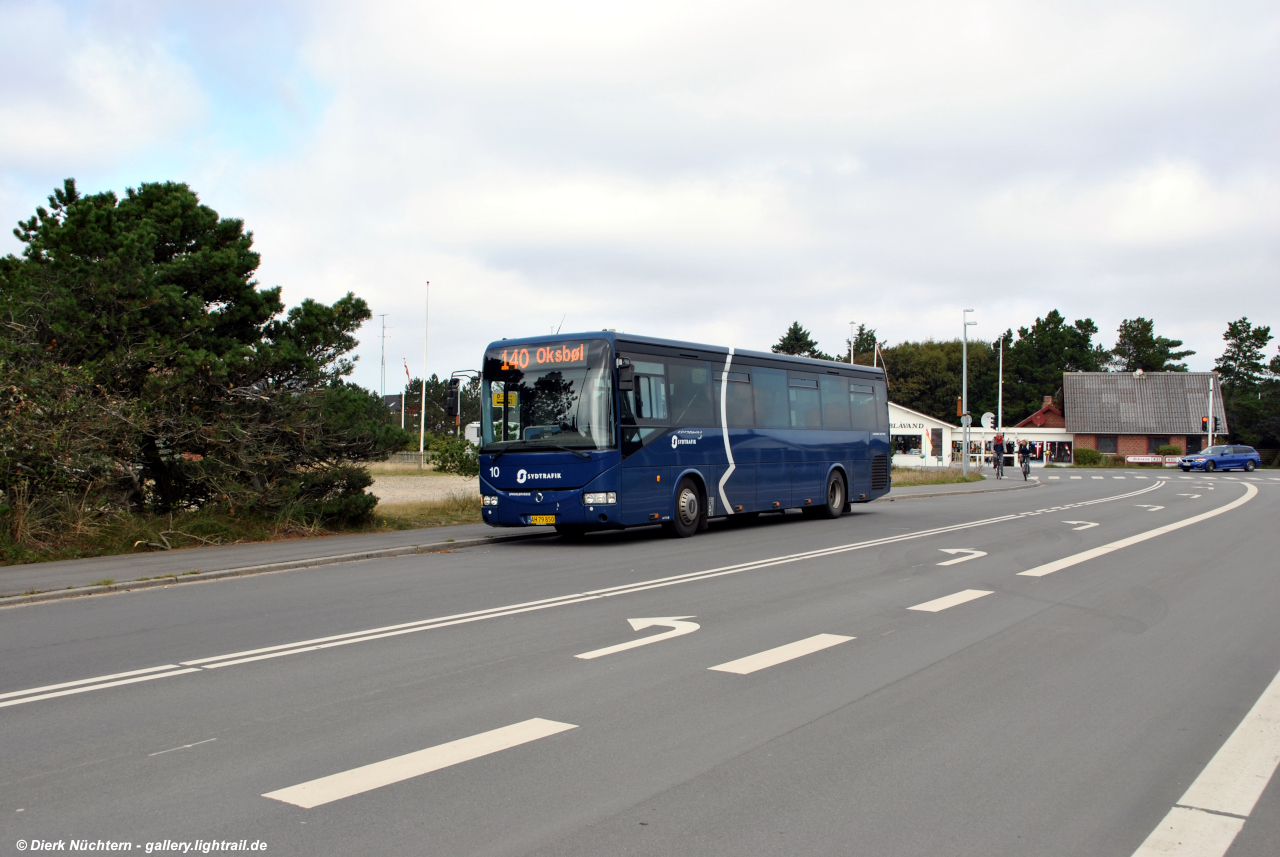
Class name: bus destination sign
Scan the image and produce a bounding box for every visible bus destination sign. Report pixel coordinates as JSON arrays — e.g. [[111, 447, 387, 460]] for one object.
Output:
[[498, 342, 589, 371]]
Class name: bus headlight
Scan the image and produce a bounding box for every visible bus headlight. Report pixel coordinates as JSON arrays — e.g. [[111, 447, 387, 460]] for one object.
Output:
[[583, 492, 616, 505], [482, 495, 499, 506]]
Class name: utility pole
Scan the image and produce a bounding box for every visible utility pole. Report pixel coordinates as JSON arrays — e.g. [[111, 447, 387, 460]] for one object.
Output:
[[378, 314, 388, 399], [419, 283, 429, 470], [1207, 373, 1216, 447], [962, 309, 976, 475], [848, 321, 856, 364], [997, 335, 1004, 433]]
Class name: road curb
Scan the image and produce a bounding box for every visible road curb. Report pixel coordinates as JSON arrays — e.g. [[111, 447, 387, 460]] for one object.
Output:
[[3, 479, 1043, 607], [0, 530, 553, 608], [874, 479, 1042, 502]]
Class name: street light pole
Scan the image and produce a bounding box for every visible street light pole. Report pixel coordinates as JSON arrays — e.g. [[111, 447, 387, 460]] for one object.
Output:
[[419, 283, 429, 470], [848, 321, 856, 364], [962, 309, 976, 475]]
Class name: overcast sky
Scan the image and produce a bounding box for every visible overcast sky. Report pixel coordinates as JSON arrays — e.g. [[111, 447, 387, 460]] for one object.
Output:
[[2, 0, 1277, 392]]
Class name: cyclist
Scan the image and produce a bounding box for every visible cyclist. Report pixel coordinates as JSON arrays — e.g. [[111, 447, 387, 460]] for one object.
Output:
[[992, 433, 1005, 479], [1017, 439, 1031, 480]]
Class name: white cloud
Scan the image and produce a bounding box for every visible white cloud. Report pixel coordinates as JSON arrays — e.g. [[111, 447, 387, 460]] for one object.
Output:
[[2, 0, 1278, 386], [0, 2, 205, 171]]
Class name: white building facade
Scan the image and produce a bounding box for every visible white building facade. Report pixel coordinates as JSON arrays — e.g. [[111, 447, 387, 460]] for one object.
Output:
[[888, 402, 1075, 469]]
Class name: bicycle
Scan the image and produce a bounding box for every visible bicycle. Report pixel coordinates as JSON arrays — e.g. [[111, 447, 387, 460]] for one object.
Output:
[[993, 453, 1004, 479], [1020, 454, 1030, 481]]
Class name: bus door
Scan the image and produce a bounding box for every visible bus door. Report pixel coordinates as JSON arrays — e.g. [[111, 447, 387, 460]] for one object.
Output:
[[619, 358, 673, 523]]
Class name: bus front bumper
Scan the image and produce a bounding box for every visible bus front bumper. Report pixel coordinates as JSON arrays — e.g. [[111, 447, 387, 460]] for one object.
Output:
[[480, 488, 621, 529]]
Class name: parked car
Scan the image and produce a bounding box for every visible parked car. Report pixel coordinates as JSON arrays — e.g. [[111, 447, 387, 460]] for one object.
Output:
[[1179, 445, 1263, 472]]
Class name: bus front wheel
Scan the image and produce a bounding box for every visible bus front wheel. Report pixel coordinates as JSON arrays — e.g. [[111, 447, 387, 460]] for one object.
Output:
[[663, 478, 703, 538]]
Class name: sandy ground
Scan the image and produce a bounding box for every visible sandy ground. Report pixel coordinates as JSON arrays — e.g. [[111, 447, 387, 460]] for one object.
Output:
[[369, 474, 479, 504]]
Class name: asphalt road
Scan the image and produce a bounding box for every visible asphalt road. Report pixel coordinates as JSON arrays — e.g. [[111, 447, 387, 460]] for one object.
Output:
[[1, 470, 1277, 856]]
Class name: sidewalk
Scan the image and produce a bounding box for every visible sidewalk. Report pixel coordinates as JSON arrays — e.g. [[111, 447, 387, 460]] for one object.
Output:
[[880, 474, 1039, 501], [0, 523, 529, 600], [1, 475, 1036, 604]]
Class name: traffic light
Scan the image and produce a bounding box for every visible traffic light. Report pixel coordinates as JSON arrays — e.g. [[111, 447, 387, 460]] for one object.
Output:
[[1202, 416, 1209, 432], [1214, 416, 1220, 432], [445, 378, 461, 418]]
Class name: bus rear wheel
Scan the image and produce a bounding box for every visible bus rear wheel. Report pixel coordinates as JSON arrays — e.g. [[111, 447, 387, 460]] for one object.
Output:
[[817, 471, 846, 520], [663, 478, 702, 538]]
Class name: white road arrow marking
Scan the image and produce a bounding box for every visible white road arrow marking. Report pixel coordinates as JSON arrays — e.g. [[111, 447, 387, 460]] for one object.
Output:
[[1063, 521, 1099, 530], [1135, 504, 1165, 511], [936, 549, 987, 566], [1177, 493, 1201, 499], [575, 616, 700, 660]]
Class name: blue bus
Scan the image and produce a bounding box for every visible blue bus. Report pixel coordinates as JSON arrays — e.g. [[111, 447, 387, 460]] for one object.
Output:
[[478, 332, 891, 538]]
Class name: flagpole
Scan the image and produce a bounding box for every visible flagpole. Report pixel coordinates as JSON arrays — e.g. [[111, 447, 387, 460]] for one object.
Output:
[[419, 283, 429, 470]]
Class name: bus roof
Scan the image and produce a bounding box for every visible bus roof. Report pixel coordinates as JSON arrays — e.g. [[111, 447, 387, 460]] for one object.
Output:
[[484, 330, 887, 379]]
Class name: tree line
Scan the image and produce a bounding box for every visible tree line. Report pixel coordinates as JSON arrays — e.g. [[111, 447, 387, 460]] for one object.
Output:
[[773, 314, 1280, 448], [1, 179, 411, 553]]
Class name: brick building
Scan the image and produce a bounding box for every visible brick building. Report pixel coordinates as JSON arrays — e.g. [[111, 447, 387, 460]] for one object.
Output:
[[1064, 372, 1227, 456], [1013, 395, 1065, 429]]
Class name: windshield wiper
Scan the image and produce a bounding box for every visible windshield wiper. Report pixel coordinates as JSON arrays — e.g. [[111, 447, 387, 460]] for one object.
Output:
[[551, 445, 592, 460]]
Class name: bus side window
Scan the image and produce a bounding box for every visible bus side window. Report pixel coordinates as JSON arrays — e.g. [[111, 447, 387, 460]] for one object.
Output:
[[788, 373, 822, 429], [751, 367, 789, 428], [714, 370, 754, 428], [820, 376, 851, 430], [622, 358, 668, 422], [666, 359, 714, 426], [850, 383, 876, 430]]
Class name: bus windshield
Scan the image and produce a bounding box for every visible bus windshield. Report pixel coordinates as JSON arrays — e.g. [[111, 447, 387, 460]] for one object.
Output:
[[481, 339, 616, 452]]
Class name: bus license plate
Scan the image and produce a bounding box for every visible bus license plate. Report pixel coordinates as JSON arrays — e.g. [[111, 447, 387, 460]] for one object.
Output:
[[529, 515, 556, 525]]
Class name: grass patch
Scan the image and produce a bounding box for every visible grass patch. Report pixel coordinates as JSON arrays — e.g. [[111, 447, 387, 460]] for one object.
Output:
[[374, 493, 483, 529], [890, 468, 987, 487], [90, 578, 115, 587], [1, 492, 481, 567]]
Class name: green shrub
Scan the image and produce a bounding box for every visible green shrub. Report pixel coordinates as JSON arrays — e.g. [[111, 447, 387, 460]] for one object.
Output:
[[430, 435, 480, 477], [285, 465, 378, 526], [1072, 447, 1102, 466], [1155, 444, 1182, 456]]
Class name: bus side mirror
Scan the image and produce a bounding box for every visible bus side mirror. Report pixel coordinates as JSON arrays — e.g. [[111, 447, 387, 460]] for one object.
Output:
[[617, 362, 634, 391]]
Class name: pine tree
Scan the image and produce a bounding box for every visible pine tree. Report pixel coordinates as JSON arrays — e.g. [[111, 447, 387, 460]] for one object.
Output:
[[772, 322, 833, 360], [1110, 317, 1195, 371]]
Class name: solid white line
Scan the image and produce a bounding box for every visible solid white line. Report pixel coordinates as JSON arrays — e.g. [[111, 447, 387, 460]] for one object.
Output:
[[908, 589, 993, 613], [1019, 483, 1258, 577], [1131, 806, 1245, 856], [0, 669, 200, 709], [708, 634, 853, 675], [1177, 665, 1280, 817], [1130, 664, 1280, 856], [262, 718, 577, 809], [0, 664, 181, 701], [4, 482, 1165, 705]]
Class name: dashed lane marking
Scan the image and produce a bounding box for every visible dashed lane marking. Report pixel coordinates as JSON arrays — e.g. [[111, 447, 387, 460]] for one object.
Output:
[[263, 718, 577, 809], [0, 483, 1167, 707], [908, 589, 993, 613], [1019, 483, 1257, 577], [708, 634, 854, 675]]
